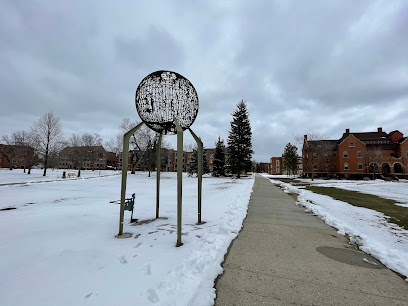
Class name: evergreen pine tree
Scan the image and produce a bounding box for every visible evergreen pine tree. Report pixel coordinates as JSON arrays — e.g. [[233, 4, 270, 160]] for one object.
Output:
[[187, 149, 198, 176], [188, 147, 210, 176], [203, 149, 210, 174], [212, 137, 226, 177], [226, 100, 253, 178], [283, 143, 298, 176]]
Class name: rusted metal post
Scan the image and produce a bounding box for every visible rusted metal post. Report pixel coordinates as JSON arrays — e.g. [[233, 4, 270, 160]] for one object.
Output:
[[118, 122, 144, 236], [174, 119, 183, 247], [156, 133, 162, 218], [188, 128, 203, 224]]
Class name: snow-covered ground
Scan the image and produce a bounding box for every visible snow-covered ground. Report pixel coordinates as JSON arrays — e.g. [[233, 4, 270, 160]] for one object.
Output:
[[262, 174, 408, 281], [0, 168, 120, 185], [0, 170, 254, 305]]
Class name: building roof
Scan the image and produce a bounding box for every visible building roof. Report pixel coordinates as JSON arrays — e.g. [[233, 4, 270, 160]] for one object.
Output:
[[304, 140, 338, 150], [60, 145, 106, 154], [304, 128, 405, 153], [339, 131, 388, 142]]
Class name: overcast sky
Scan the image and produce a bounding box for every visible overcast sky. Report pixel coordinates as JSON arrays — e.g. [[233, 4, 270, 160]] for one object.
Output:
[[1, 0, 407, 162]]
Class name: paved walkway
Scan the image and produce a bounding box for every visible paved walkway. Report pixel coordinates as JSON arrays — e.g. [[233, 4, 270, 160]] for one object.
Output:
[[215, 175, 408, 305]]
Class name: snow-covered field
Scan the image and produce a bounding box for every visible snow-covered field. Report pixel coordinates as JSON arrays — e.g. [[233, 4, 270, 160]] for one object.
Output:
[[262, 174, 408, 281], [0, 170, 254, 305], [0, 168, 120, 185]]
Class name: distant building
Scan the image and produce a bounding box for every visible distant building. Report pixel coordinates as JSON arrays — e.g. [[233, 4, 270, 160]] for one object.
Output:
[[259, 162, 270, 173], [164, 148, 215, 172], [268, 155, 303, 176], [58, 145, 107, 170], [106, 152, 118, 169], [303, 127, 408, 179], [117, 148, 216, 173], [0, 144, 35, 169]]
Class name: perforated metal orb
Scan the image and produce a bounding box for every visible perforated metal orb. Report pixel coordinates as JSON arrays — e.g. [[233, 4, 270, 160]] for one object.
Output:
[[135, 70, 199, 135]]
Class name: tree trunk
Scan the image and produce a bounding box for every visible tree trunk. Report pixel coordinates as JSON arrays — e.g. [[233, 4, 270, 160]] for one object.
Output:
[[43, 142, 49, 176], [43, 155, 48, 176]]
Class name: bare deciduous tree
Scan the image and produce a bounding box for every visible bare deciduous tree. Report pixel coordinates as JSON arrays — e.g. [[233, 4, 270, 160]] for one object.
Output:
[[31, 112, 63, 176], [108, 118, 169, 176], [81, 133, 102, 171], [65, 132, 103, 176], [295, 132, 335, 180], [13, 130, 33, 173], [1, 134, 18, 170], [104, 133, 122, 155], [2, 130, 37, 172], [364, 147, 386, 180]]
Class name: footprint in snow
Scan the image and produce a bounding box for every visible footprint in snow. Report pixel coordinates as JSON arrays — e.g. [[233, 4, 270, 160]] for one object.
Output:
[[118, 256, 127, 264], [134, 243, 142, 248], [146, 288, 159, 303], [144, 263, 152, 275], [84, 292, 93, 299]]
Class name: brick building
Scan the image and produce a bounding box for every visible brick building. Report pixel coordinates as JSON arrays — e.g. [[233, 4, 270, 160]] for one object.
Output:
[[117, 148, 216, 173], [0, 144, 35, 169], [106, 152, 118, 169], [164, 148, 215, 172], [59, 145, 108, 170], [303, 128, 408, 179], [259, 162, 270, 173], [268, 155, 303, 176]]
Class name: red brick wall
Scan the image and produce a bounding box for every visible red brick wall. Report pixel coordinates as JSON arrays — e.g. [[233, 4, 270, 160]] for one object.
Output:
[[337, 135, 367, 174]]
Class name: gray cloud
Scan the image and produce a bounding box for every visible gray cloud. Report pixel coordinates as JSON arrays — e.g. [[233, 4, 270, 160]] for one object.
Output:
[[1, 0, 407, 162], [115, 26, 184, 71]]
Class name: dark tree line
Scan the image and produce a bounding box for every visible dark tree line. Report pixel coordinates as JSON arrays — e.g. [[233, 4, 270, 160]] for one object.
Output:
[[2, 101, 254, 179]]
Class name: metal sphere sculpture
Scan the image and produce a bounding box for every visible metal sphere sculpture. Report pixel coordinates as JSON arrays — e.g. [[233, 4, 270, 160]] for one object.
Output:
[[135, 70, 199, 135]]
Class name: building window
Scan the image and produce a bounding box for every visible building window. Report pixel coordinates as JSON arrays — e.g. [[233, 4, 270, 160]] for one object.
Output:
[[344, 163, 349, 170], [312, 153, 316, 158], [358, 163, 363, 170], [313, 164, 317, 170], [349, 143, 355, 147], [343, 151, 349, 158], [390, 152, 395, 157], [276, 160, 280, 166], [357, 151, 362, 158], [325, 164, 329, 170]]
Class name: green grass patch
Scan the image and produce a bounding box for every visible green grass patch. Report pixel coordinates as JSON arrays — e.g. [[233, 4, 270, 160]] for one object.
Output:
[[305, 186, 408, 230]]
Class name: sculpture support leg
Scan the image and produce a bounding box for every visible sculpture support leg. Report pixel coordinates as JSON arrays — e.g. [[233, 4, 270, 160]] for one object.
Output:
[[156, 133, 162, 218], [188, 128, 203, 224], [175, 120, 183, 247], [119, 122, 144, 236]]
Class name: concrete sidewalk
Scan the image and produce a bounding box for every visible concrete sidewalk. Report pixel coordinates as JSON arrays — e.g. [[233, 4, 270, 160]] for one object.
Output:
[[215, 175, 408, 305]]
